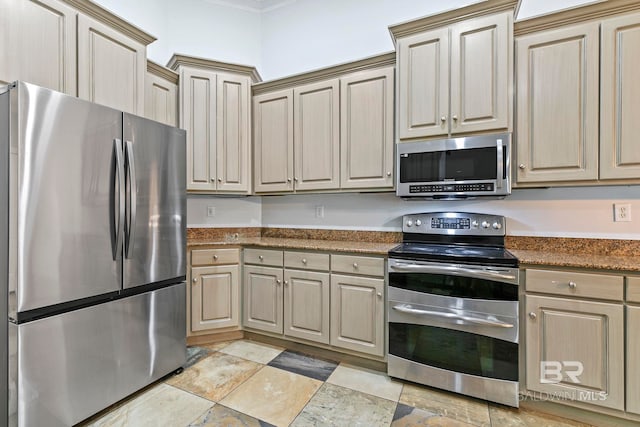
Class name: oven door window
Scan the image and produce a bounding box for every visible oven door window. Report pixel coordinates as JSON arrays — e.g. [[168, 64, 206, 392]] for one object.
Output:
[[389, 323, 518, 381], [389, 272, 518, 301], [399, 147, 500, 183]]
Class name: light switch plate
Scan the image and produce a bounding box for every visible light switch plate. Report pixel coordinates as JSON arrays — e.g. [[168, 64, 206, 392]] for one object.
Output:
[[207, 206, 216, 217]]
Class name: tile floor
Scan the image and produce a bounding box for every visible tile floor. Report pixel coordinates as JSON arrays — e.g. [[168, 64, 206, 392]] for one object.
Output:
[[81, 340, 593, 427]]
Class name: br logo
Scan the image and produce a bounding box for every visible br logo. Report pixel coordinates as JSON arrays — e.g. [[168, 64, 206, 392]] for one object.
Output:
[[540, 361, 584, 384]]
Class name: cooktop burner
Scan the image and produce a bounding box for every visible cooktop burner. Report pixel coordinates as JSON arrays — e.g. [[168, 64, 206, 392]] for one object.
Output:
[[388, 242, 519, 267]]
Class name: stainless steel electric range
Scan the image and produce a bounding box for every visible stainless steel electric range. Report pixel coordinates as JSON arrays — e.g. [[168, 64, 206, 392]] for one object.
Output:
[[387, 212, 520, 407]]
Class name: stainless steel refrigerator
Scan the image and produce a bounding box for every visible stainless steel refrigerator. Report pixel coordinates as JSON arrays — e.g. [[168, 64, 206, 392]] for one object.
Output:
[[0, 82, 187, 426]]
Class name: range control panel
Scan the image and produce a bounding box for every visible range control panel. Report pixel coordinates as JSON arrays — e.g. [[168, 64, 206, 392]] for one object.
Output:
[[402, 212, 506, 236]]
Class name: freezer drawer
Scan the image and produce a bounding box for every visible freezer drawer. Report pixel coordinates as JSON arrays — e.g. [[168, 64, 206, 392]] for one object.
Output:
[[13, 283, 186, 427]]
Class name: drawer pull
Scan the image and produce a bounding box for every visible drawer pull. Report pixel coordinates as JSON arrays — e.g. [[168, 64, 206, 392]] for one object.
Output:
[[353, 263, 358, 269], [529, 312, 537, 320], [568, 281, 577, 289], [302, 258, 307, 264], [213, 255, 218, 260], [259, 255, 264, 261]]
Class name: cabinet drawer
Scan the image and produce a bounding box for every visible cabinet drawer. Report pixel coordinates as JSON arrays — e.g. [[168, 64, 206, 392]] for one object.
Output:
[[284, 251, 330, 271], [244, 248, 283, 267], [526, 269, 623, 301], [331, 254, 384, 277], [627, 276, 640, 304], [191, 248, 239, 266]]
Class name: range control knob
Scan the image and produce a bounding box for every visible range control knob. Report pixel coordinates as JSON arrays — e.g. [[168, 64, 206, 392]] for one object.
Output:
[[472, 220, 479, 228], [406, 220, 413, 227], [492, 222, 502, 230], [415, 219, 422, 226], [481, 221, 490, 229]]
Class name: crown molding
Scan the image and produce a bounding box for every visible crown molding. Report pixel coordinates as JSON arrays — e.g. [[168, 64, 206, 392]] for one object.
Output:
[[252, 51, 396, 95], [166, 54, 262, 83], [147, 60, 179, 84], [514, 0, 640, 36], [61, 0, 156, 45], [388, 0, 518, 44]]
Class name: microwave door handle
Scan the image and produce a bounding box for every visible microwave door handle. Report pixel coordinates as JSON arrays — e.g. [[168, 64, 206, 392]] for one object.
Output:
[[389, 262, 517, 283], [496, 139, 504, 188], [392, 304, 514, 328]]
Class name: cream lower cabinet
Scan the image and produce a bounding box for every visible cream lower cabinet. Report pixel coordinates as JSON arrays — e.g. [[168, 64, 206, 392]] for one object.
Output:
[[330, 274, 384, 357], [626, 276, 640, 415], [395, 11, 511, 140], [189, 248, 241, 334], [284, 269, 330, 344], [0, 0, 77, 93], [523, 270, 625, 410], [170, 55, 258, 194], [77, 14, 146, 115], [145, 61, 178, 127], [243, 265, 284, 334]]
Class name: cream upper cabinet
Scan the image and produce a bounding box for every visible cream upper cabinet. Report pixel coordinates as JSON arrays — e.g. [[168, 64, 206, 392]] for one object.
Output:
[[450, 13, 510, 134], [397, 28, 449, 139], [284, 269, 330, 344], [77, 14, 146, 115], [515, 22, 600, 184], [216, 73, 252, 192], [396, 11, 512, 140], [600, 12, 640, 180], [0, 0, 77, 94], [145, 61, 178, 127], [340, 67, 394, 189], [180, 68, 217, 192], [170, 55, 259, 194], [293, 79, 340, 191], [253, 89, 294, 193], [627, 305, 640, 415]]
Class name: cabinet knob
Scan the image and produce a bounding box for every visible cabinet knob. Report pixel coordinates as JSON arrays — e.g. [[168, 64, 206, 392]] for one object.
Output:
[[519, 164, 526, 170], [302, 258, 307, 264], [210, 178, 215, 182], [294, 177, 298, 182], [440, 116, 446, 122], [276, 279, 281, 285], [387, 172, 391, 177], [353, 263, 358, 269], [287, 178, 292, 182], [218, 178, 222, 182], [284, 280, 288, 286], [529, 312, 537, 320], [568, 281, 577, 289], [192, 277, 197, 283], [452, 115, 458, 121], [213, 255, 218, 260], [259, 255, 264, 261], [377, 292, 382, 298]]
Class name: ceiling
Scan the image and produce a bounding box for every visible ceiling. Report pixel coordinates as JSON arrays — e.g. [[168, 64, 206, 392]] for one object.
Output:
[[202, 0, 297, 13]]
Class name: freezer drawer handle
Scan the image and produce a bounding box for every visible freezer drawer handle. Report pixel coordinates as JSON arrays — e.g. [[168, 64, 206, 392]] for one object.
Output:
[[113, 139, 125, 260], [125, 140, 137, 258]]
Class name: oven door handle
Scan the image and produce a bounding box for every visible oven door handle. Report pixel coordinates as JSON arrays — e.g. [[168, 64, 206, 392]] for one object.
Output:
[[389, 262, 517, 283], [391, 304, 514, 328]]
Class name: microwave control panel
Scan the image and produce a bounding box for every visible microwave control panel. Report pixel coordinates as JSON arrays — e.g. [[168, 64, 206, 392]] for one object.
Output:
[[408, 183, 494, 194]]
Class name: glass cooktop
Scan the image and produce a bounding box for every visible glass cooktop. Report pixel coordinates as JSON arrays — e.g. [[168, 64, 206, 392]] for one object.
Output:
[[388, 242, 519, 267]]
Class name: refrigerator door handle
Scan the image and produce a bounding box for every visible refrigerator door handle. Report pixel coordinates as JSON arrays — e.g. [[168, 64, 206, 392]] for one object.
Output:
[[113, 139, 125, 260], [125, 140, 137, 258]]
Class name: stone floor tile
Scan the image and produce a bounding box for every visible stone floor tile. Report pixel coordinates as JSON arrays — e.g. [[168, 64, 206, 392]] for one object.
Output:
[[488, 404, 595, 427], [188, 404, 276, 427], [219, 340, 285, 364], [326, 363, 403, 402], [268, 350, 338, 381]]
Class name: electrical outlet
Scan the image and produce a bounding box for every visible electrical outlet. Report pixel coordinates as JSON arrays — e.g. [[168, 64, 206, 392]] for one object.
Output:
[[315, 205, 325, 218], [207, 206, 216, 217], [614, 203, 631, 222]]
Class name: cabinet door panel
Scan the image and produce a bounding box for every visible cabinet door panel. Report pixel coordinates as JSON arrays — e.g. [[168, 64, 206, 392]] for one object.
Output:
[[397, 28, 449, 139], [525, 295, 623, 410], [77, 14, 145, 115], [253, 90, 294, 193], [191, 265, 239, 331], [243, 265, 283, 334], [450, 12, 510, 134], [516, 23, 599, 183], [145, 71, 177, 127], [217, 73, 250, 192], [330, 274, 384, 356], [294, 79, 340, 191], [180, 69, 217, 191], [627, 306, 640, 414], [340, 67, 394, 189], [284, 270, 329, 344], [601, 12, 640, 180], [0, 0, 76, 94]]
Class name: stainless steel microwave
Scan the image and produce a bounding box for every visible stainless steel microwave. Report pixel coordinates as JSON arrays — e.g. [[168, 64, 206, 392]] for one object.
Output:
[[396, 133, 511, 199]]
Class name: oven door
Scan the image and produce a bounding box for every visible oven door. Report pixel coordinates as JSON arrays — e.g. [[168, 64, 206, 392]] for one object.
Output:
[[387, 258, 520, 406]]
